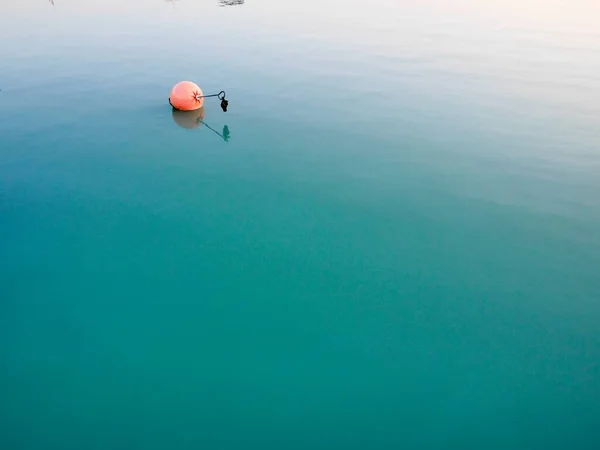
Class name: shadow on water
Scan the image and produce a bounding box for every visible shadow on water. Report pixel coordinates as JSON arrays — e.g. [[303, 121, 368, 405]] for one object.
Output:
[[171, 108, 230, 142]]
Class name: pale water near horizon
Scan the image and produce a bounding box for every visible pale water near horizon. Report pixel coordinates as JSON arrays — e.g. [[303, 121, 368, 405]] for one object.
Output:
[[1, 1, 599, 448]]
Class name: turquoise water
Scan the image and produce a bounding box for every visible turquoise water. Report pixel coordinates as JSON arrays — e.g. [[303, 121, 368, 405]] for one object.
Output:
[[1, 0, 600, 448]]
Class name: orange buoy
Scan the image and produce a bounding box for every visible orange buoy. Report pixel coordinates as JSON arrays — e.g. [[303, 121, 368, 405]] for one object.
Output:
[[169, 81, 204, 111]]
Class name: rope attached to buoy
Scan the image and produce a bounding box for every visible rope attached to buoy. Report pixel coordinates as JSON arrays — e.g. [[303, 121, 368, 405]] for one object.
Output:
[[194, 90, 229, 112]]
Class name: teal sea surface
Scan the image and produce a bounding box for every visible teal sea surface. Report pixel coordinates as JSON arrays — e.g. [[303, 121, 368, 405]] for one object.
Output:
[[1, 1, 599, 448]]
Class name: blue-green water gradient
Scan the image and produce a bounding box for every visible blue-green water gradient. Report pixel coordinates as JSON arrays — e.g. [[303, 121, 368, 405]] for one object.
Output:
[[1, 1, 599, 448]]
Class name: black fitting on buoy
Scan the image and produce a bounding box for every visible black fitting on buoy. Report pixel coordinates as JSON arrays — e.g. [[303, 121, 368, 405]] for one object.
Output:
[[220, 98, 229, 112], [217, 91, 229, 112]]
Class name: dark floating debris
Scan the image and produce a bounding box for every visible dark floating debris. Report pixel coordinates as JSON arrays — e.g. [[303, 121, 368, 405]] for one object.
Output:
[[218, 0, 244, 7]]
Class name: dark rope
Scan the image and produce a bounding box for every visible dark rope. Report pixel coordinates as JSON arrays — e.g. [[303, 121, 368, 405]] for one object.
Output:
[[200, 91, 228, 111], [197, 91, 226, 100], [197, 91, 228, 111]]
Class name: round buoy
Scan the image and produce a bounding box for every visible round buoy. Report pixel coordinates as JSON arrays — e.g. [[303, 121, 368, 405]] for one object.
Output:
[[172, 107, 205, 129], [170, 81, 204, 111]]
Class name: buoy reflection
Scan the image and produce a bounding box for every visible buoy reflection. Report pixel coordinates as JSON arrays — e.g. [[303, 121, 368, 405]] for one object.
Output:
[[171, 107, 230, 142], [172, 107, 205, 130]]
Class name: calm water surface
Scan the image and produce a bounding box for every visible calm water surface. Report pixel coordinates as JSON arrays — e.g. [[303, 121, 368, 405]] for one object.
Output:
[[1, 1, 599, 448]]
